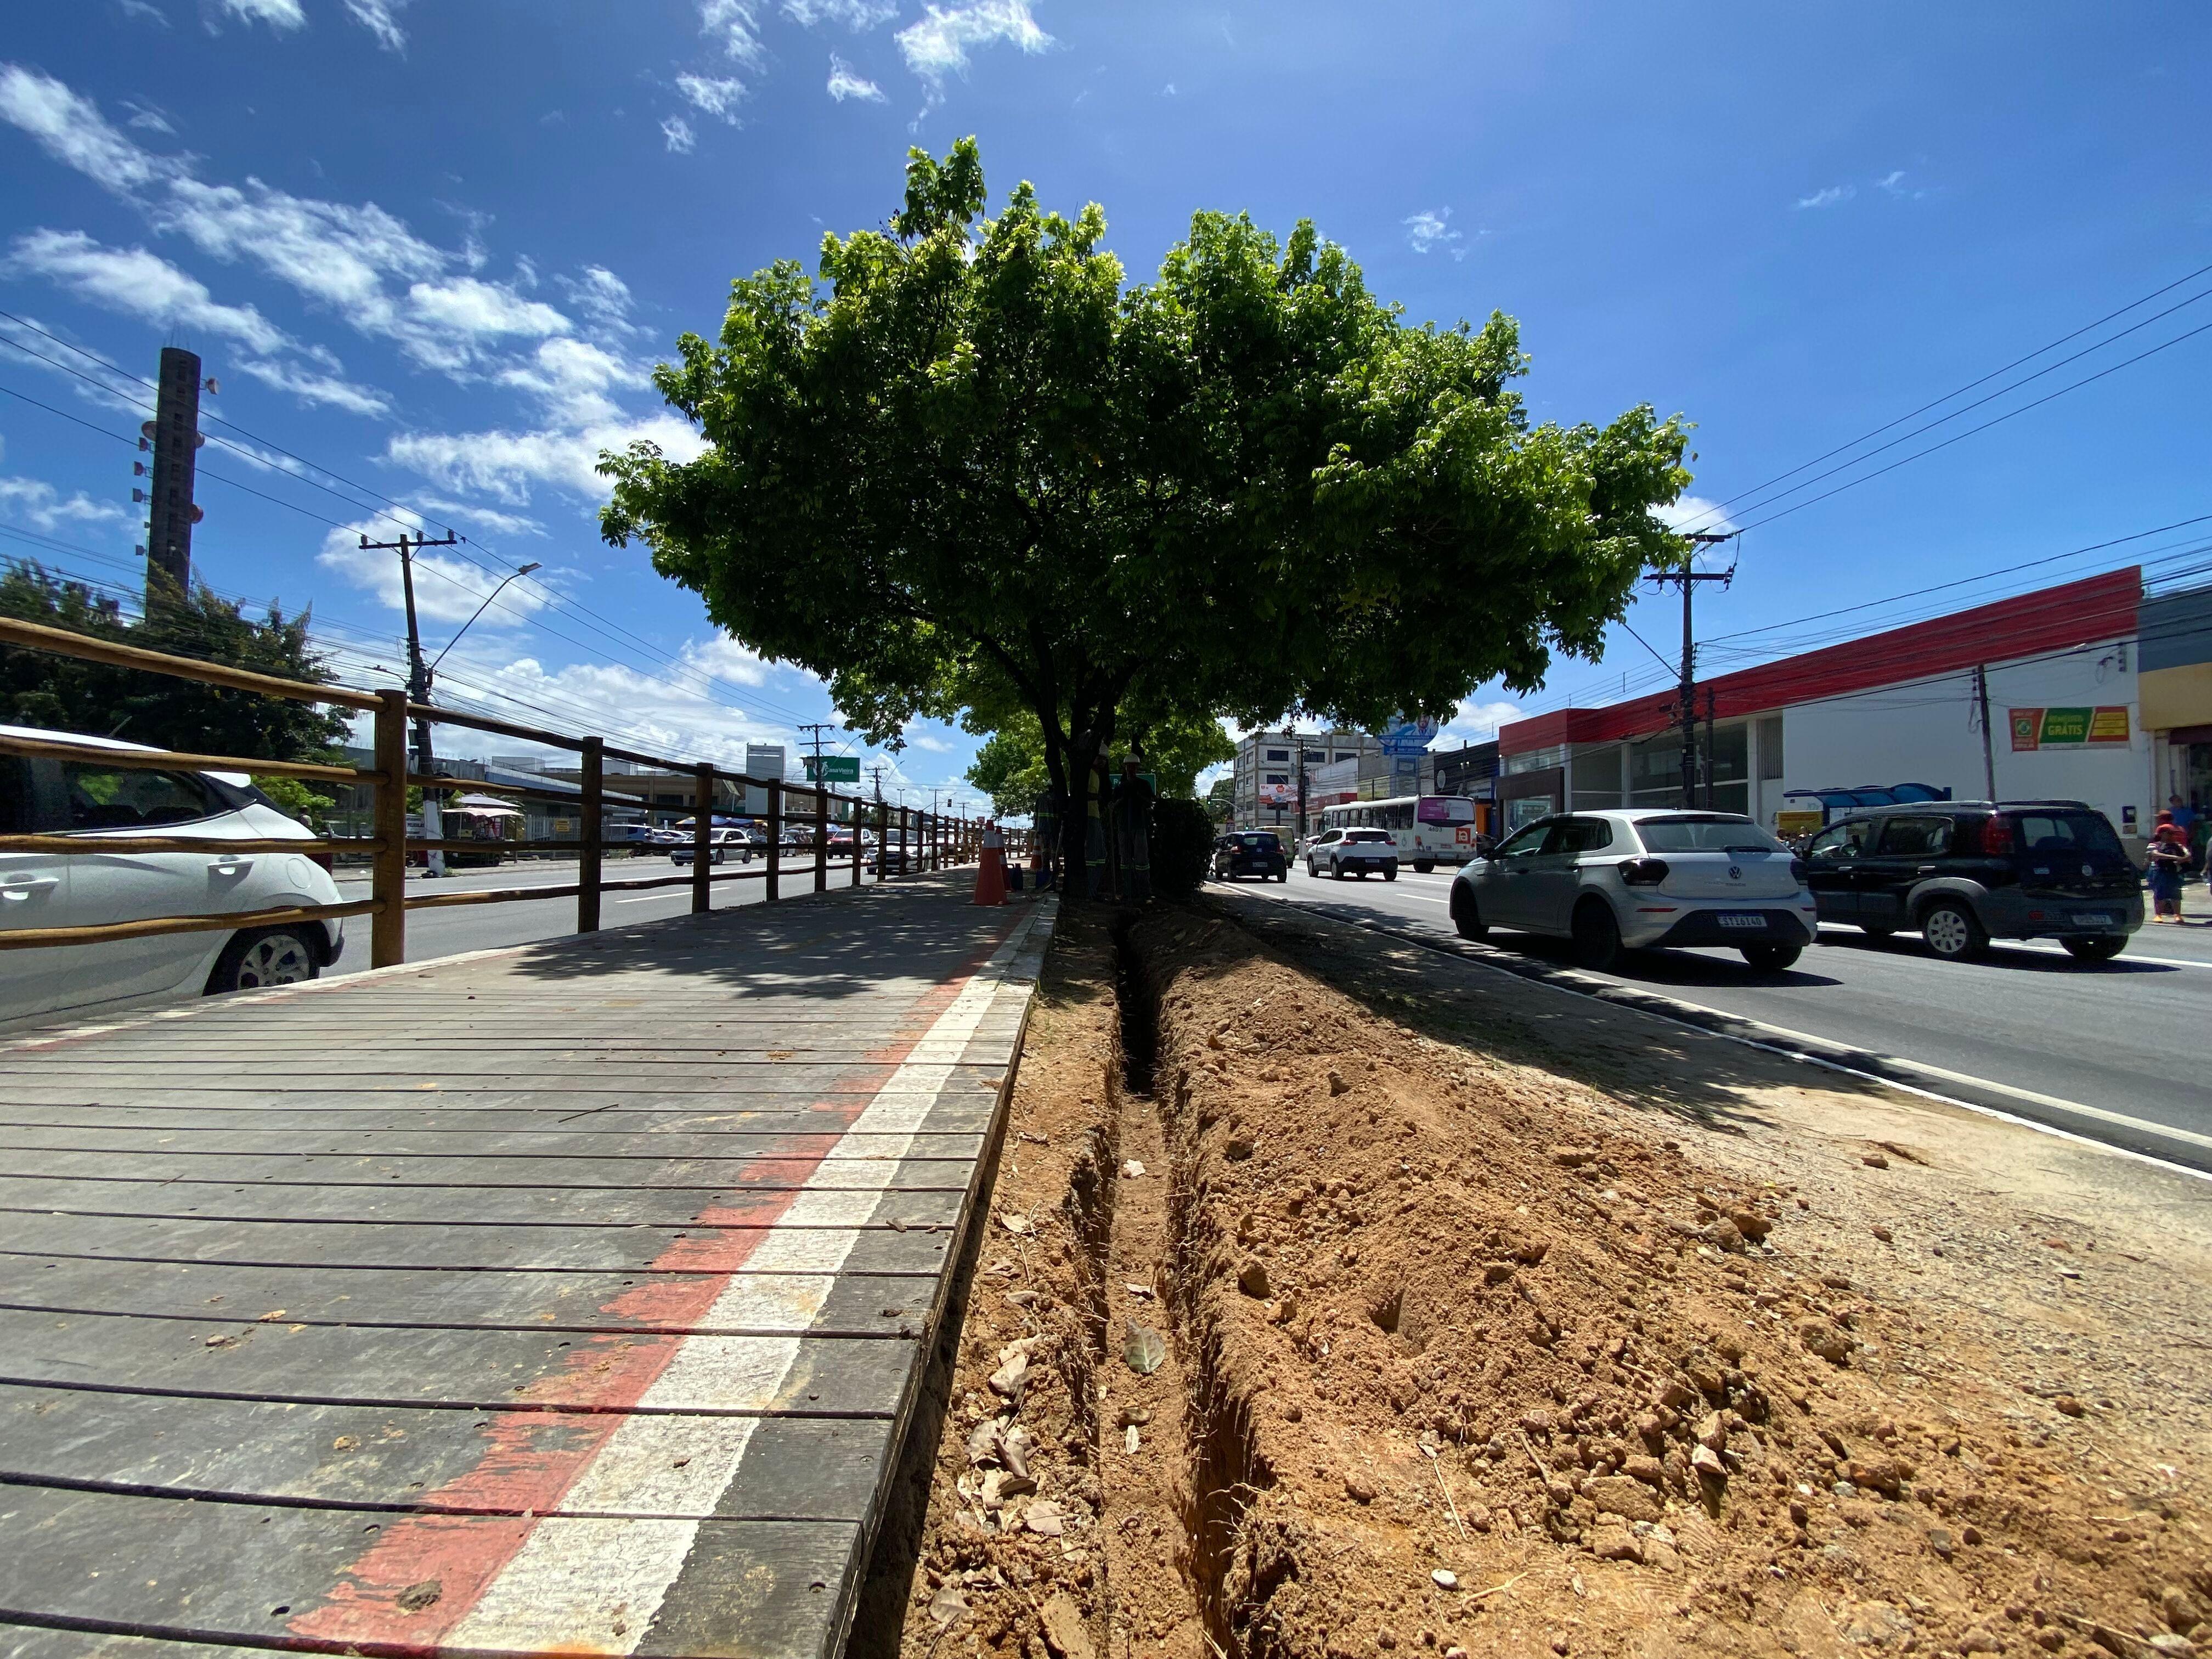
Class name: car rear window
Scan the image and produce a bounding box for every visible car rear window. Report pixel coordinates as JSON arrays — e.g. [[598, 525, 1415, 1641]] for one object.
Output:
[[1235, 834, 1279, 849], [1347, 830, 1393, 843], [2010, 811, 2123, 856], [1633, 815, 1784, 854]]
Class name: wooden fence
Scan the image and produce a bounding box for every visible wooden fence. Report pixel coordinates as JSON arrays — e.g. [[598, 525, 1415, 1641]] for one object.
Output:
[[0, 613, 975, 969]]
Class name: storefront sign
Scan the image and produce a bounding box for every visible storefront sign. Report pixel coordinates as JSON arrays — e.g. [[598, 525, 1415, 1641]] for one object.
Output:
[[2008, 707, 2130, 750]]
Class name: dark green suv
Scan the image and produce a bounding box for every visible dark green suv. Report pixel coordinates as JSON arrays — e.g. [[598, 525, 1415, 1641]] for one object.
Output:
[[1802, 800, 2141, 963]]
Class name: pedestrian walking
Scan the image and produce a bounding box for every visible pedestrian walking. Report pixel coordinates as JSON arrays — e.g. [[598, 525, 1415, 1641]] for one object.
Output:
[[2147, 810, 2188, 923]]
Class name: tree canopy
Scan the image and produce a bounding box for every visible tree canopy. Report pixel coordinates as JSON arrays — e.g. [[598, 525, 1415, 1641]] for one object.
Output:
[[0, 563, 349, 763], [600, 139, 1693, 873]]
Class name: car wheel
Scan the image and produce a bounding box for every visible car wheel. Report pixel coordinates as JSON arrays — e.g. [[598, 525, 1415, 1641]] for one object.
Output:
[[1276, 870, 1288, 883], [1741, 943, 1802, 972], [1331, 860, 1344, 881], [1920, 899, 1988, 962], [207, 926, 319, 995], [1569, 900, 1623, 973], [2062, 935, 2126, 963], [1383, 864, 1398, 882], [1414, 860, 1434, 874], [1306, 859, 1316, 876], [1450, 884, 1488, 941]]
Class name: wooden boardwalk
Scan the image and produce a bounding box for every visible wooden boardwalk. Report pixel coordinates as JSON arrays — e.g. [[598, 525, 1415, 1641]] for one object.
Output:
[[0, 878, 1054, 1659]]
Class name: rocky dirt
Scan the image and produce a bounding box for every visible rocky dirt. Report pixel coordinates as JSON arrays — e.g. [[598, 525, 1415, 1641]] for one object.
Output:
[[878, 896, 2212, 1659]]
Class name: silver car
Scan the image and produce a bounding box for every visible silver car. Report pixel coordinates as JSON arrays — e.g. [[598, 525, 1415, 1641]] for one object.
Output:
[[1448, 810, 1818, 973]]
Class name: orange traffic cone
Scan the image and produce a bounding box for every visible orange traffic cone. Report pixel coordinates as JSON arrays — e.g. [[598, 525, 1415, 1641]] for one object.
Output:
[[973, 820, 1007, 906]]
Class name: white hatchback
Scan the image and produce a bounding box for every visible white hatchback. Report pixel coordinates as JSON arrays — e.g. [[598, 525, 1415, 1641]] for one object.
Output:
[[0, 724, 346, 1028], [1449, 810, 1818, 972]]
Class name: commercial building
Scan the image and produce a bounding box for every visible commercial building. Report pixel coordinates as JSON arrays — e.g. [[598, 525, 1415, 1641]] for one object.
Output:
[[1229, 728, 1380, 829], [1492, 567, 2160, 845]]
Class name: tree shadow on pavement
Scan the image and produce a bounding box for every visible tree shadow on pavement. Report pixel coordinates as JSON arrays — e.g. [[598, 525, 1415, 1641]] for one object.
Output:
[[1204, 889, 1901, 1138]]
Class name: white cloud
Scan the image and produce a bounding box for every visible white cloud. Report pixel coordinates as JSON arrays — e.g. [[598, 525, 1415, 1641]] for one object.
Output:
[[217, 0, 306, 30], [385, 411, 708, 505], [559, 264, 637, 335], [0, 475, 128, 534], [343, 0, 408, 50], [1657, 494, 1737, 537], [675, 73, 747, 123], [4, 228, 294, 354], [895, 0, 1051, 92], [0, 64, 183, 193], [785, 0, 898, 26], [119, 1, 170, 26], [1403, 207, 1465, 260], [909, 732, 954, 753], [685, 633, 774, 688], [417, 497, 545, 538], [827, 55, 885, 101], [661, 114, 697, 154], [496, 336, 641, 427], [404, 276, 570, 343], [120, 98, 173, 134], [698, 0, 767, 66], [1436, 697, 1524, 746], [233, 354, 392, 416], [1794, 184, 1854, 210], [316, 512, 552, 626]]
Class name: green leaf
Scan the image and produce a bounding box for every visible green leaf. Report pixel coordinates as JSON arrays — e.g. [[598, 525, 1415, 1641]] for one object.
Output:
[[1124, 1323, 1167, 1376]]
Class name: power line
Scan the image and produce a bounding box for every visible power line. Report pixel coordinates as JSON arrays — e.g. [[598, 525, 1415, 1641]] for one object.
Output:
[[1671, 259, 2212, 536]]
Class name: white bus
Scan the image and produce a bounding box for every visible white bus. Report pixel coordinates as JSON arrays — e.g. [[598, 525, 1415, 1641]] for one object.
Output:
[[1316, 795, 1483, 871]]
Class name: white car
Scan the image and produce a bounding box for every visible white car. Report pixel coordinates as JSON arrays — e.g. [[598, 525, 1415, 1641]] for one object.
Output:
[[1306, 827, 1400, 881], [670, 827, 753, 866], [1449, 809, 1818, 973], [0, 724, 346, 1028]]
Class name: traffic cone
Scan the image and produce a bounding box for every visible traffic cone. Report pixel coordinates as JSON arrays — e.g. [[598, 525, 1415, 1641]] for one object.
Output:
[[973, 820, 1007, 906]]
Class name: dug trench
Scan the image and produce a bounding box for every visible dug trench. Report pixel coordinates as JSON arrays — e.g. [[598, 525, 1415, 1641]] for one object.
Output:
[[867, 900, 2212, 1659]]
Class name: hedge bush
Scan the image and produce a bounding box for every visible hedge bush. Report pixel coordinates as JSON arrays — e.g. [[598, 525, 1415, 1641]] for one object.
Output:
[[1152, 798, 1216, 899]]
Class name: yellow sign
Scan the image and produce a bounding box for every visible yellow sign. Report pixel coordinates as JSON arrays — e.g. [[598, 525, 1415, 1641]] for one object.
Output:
[[1774, 809, 1824, 839]]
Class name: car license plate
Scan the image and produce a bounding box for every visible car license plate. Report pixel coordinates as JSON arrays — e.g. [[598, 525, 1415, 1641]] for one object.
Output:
[[2073, 913, 2113, 928], [1716, 913, 1765, 930]]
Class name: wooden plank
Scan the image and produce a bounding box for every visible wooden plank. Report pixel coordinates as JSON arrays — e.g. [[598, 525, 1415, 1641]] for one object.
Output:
[[0, 1485, 853, 1659], [0, 1627, 281, 1659], [0, 1307, 917, 1416], [0, 1177, 968, 1229], [0, 1214, 956, 1276], [0, 1388, 895, 1521], [0, 1259, 939, 1338], [0, 1149, 978, 1193], [0, 1127, 988, 1161]]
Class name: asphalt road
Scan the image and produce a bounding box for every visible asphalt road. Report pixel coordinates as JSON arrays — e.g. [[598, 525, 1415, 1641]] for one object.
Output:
[[330, 853, 891, 975], [1220, 862, 2212, 1170]]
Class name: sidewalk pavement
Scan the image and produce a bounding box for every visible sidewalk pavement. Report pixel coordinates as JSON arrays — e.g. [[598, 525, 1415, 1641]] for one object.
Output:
[[0, 873, 1053, 1659]]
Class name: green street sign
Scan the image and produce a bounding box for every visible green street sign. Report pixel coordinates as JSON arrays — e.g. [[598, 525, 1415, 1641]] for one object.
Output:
[[804, 755, 861, 782]]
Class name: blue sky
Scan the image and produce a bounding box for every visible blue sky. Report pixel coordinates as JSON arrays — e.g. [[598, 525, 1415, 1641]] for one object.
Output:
[[3, 2, 2209, 797]]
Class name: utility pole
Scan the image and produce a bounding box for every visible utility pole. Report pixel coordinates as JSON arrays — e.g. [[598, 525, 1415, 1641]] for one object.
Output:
[[1645, 534, 1736, 810], [360, 529, 459, 877], [1974, 663, 1996, 803], [1293, 724, 1311, 849], [138, 346, 210, 607]]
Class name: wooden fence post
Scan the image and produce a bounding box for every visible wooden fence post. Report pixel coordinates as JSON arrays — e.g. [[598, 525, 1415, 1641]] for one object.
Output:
[[692, 764, 713, 914], [766, 778, 782, 902], [579, 736, 603, 934], [370, 687, 408, 969], [814, 786, 827, 894]]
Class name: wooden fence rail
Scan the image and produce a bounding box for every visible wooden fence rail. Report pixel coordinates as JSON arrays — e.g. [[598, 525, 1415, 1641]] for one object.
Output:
[[0, 614, 975, 967]]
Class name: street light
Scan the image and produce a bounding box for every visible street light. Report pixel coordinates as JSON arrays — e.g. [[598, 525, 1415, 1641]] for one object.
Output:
[[430, 562, 543, 676]]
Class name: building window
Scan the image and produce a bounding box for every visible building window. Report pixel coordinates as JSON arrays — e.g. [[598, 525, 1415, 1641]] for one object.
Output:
[[1758, 715, 1784, 781], [1264, 774, 1289, 786], [1265, 748, 1289, 762]]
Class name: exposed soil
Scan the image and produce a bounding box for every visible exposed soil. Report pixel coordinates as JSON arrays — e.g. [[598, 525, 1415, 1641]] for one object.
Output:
[[882, 896, 2212, 1659]]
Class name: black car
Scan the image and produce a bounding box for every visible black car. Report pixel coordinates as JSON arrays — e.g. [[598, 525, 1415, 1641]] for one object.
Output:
[[1213, 831, 1288, 882], [1802, 799, 2142, 963]]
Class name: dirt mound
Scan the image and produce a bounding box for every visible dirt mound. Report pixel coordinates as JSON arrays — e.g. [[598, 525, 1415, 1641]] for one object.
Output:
[[879, 902, 2212, 1659]]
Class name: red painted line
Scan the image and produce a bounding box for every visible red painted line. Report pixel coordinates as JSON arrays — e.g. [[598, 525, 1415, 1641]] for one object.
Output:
[[289, 913, 1023, 1652]]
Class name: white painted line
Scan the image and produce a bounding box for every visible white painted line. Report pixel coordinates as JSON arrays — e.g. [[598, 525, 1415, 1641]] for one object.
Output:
[[445, 902, 1048, 1655]]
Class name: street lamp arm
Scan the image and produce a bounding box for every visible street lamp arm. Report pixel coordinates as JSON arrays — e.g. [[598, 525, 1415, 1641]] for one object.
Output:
[[428, 563, 542, 679]]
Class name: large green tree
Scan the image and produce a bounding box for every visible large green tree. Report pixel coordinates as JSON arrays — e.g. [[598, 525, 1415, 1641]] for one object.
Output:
[[966, 707, 1231, 818], [0, 563, 349, 762], [600, 140, 1692, 881]]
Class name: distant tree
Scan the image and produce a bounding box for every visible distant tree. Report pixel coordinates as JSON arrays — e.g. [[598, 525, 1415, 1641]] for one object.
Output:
[[600, 140, 1692, 886], [0, 563, 350, 761], [1204, 775, 1235, 822], [966, 707, 1230, 818]]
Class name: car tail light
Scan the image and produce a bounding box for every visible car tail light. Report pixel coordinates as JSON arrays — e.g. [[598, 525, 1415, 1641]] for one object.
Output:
[[1617, 857, 1670, 887], [1980, 816, 2015, 855]]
